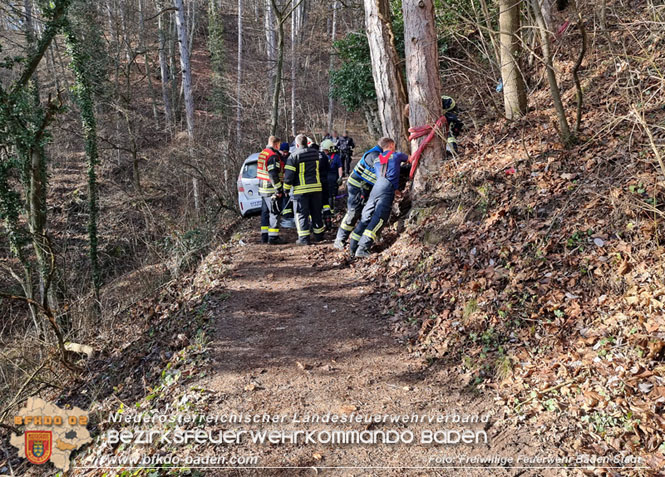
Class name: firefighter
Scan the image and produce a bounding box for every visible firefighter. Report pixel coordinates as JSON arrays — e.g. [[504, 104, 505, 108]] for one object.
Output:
[[349, 138, 409, 258], [257, 136, 286, 245], [321, 139, 343, 213], [442, 95, 464, 155], [284, 134, 328, 245], [333, 137, 392, 250], [337, 131, 355, 176], [279, 142, 295, 228]]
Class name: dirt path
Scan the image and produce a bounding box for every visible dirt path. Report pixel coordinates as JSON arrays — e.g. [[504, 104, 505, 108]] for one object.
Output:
[[198, 228, 563, 476]]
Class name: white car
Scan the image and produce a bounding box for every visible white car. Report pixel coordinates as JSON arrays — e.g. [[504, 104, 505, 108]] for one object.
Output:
[[237, 153, 262, 217]]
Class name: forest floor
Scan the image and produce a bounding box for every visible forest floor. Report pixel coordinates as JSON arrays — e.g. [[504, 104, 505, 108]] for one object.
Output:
[[33, 219, 576, 477], [76, 219, 587, 477], [191, 225, 565, 476]]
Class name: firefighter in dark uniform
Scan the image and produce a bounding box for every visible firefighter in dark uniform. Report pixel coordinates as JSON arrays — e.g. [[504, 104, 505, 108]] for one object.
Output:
[[349, 138, 409, 257], [333, 137, 393, 249], [278, 142, 295, 226], [321, 139, 343, 213], [284, 134, 328, 245], [257, 136, 286, 245], [442, 95, 464, 154], [337, 131, 355, 176]]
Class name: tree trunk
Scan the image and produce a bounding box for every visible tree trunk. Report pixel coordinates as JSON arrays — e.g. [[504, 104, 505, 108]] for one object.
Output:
[[290, 0, 296, 137], [65, 24, 102, 304], [169, 13, 180, 121], [402, 0, 444, 196], [326, 0, 338, 133], [157, 1, 174, 129], [499, 0, 527, 119], [265, 0, 277, 90], [24, 0, 52, 309], [530, 0, 573, 146], [269, 0, 287, 136], [364, 0, 408, 150], [187, 0, 196, 57], [236, 0, 243, 142], [139, 0, 160, 127], [174, 0, 199, 211], [362, 102, 381, 137]]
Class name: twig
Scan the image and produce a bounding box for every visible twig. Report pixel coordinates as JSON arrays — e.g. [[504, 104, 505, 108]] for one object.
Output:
[[0, 361, 47, 426]]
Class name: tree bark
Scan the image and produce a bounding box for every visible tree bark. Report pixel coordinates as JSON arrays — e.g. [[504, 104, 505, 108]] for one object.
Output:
[[236, 0, 243, 142], [265, 0, 277, 89], [364, 0, 408, 150], [402, 0, 444, 196], [530, 0, 573, 146], [499, 0, 527, 119], [174, 0, 199, 211], [290, 0, 296, 137], [65, 22, 102, 304], [269, 5, 285, 137]]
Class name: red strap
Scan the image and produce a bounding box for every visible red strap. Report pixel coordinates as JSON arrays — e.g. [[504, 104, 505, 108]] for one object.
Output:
[[407, 116, 448, 180], [379, 150, 394, 165]]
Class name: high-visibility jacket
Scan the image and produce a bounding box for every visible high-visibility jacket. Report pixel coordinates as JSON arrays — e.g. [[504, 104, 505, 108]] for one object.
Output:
[[348, 145, 381, 190], [257, 147, 283, 196], [284, 146, 326, 195]]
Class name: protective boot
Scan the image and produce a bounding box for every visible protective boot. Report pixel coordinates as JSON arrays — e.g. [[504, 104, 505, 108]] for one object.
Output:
[[269, 236, 286, 245], [355, 247, 370, 258]]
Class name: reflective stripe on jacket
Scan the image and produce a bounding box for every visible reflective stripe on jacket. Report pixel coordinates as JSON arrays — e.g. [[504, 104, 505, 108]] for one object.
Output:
[[349, 145, 381, 188], [284, 146, 325, 195], [258, 147, 283, 195]]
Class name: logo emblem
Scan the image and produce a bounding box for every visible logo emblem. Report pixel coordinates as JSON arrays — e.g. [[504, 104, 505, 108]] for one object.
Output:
[[25, 431, 52, 465]]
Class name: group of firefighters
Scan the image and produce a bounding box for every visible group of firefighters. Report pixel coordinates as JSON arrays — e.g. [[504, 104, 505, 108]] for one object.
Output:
[[257, 133, 408, 257], [256, 96, 464, 257]]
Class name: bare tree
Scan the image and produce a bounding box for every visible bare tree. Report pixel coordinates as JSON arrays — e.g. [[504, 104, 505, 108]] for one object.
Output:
[[364, 0, 408, 150], [327, 1, 338, 133], [174, 0, 199, 210], [499, 0, 527, 119], [139, 0, 160, 126], [530, 0, 573, 146], [402, 0, 444, 195], [156, 0, 174, 129], [269, 0, 303, 136], [237, 0, 243, 142]]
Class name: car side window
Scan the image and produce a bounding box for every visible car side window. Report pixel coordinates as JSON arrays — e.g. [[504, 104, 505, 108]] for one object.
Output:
[[243, 161, 257, 179]]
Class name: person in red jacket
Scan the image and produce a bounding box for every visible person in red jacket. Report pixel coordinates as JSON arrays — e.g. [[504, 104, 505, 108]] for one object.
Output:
[[257, 136, 286, 244]]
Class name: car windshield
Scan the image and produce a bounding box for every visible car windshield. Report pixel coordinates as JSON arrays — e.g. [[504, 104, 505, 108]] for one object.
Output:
[[242, 161, 257, 179]]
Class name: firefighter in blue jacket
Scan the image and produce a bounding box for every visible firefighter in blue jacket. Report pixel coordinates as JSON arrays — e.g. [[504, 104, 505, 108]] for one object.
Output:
[[257, 136, 285, 244], [334, 137, 393, 249], [349, 138, 410, 258], [284, 134, 329, 245]]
